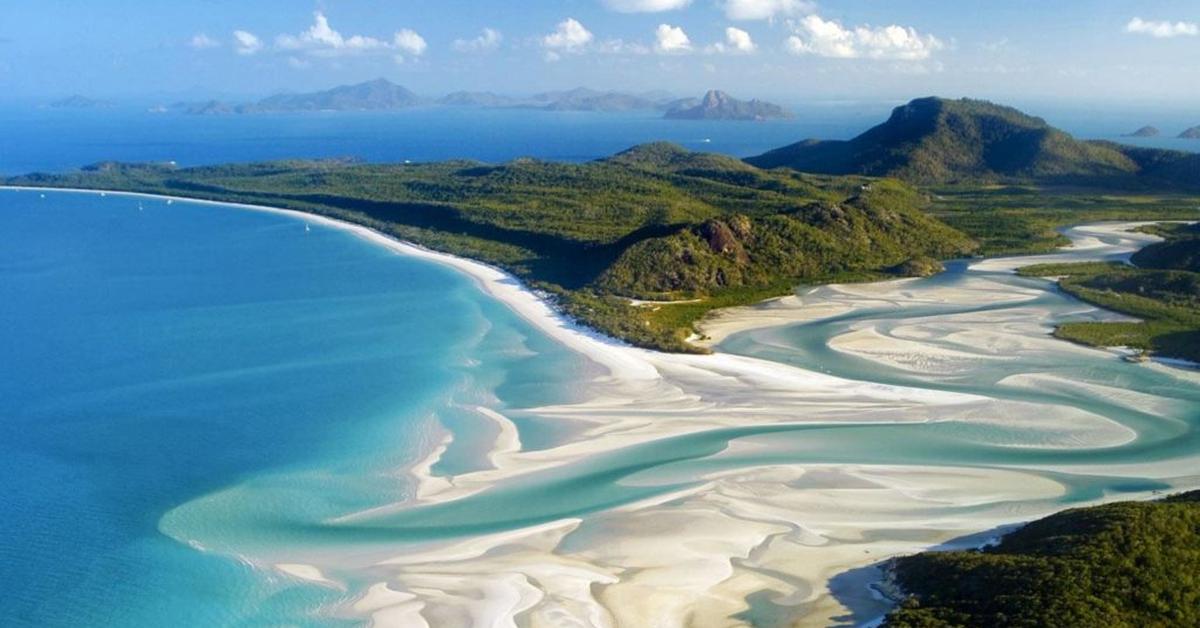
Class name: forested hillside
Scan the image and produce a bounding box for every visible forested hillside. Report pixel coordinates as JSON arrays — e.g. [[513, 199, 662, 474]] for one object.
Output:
[[748, 97, 1200, 189], [885, 491, 1200, 627]]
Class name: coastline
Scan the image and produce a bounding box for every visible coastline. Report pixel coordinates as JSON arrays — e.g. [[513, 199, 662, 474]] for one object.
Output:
[[11, 186, 1199, 627]]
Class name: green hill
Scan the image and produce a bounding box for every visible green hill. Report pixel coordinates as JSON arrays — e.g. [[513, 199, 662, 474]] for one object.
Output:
[[597, 179, 971, 296], [885, 491, 1200, 628], [747, 97, 1199, 189], [6, 144, 974, 352]]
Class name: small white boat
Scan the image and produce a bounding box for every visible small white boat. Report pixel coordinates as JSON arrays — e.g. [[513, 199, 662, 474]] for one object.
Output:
[[305, 223, 311, 233], [166, 199, 174, 205]]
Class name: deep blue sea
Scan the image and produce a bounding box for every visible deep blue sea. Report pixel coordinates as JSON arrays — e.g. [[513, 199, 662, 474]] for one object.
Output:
[[0, 105, 882, 175], [1, 103, 1195, 176], [0, 189, 595, 626]]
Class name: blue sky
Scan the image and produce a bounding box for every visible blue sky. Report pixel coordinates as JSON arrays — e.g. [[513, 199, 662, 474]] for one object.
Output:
[[3, 0, 1198, 106]]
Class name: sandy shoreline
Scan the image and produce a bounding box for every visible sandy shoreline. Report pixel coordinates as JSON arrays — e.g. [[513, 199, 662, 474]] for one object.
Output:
[[11, 187, 1198, 627]]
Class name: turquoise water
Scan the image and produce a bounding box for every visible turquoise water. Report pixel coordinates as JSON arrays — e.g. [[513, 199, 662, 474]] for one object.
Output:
[[0, 190, 595, 626]]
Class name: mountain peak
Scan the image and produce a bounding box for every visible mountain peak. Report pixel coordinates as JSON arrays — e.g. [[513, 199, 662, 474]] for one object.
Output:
[[247, 79, 423, 112], [665, 90, 789, 121], [701, 90, 731, 105], [1126, 126, 1161, 138], [747, 96, 1142, 185]]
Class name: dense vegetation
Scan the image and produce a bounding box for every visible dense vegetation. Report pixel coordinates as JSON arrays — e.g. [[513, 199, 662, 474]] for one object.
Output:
[[597, 179, 971, 296], [747, 97, 1200, 189], [1018, 223, 1200, 361], [884, 491, 1200, 628], [929, 186, 1200, 256], [4, 143, 975, 352], [1132, 223, 1200, 272]]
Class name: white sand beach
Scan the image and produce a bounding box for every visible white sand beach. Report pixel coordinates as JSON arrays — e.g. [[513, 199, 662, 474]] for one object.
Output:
[[12, 187, 1197, 628]]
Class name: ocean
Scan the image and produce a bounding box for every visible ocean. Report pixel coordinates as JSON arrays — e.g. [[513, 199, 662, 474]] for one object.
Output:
[[3, 103, 1194, 176], [0, 189, 596, 625], [0, 105, 878, 175]]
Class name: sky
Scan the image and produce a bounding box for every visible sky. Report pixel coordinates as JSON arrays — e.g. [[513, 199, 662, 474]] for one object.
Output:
[[2, 0, 1199, 108]]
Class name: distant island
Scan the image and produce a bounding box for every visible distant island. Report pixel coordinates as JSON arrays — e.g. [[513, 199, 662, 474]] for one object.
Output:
[[251, 78, 422, 112], [49, 95, 112, 109], [160, 79, 786, 119], [176, 81, 671, 115], [1180, 126, 1200, 139], [663, 90, 791, 121], [439, 87, 789, 119], [1125, 125, 1160, 137], [178, 78, 424, 114]]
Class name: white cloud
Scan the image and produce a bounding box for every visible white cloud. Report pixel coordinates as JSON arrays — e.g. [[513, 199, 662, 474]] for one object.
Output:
[[276, 12, 391, 56], [542, 18, 594, 59], [394, 29, 427, 57], [1125, 17, 1198, 38], [453, 28, 502, 53], [189, 33, 219, 50], [721, 0, 814, 21], [655, 23, 692, 53], [233, 30, 263, 55], [602, 0, 692, 12], [272, 11, 425, 62], [707, 26, 756, 53], [785, 15, 943, 60]]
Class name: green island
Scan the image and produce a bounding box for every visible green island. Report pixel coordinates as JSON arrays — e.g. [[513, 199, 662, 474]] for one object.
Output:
[[6, 97, 1199, 355], [883, 490, 1200, 628]]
